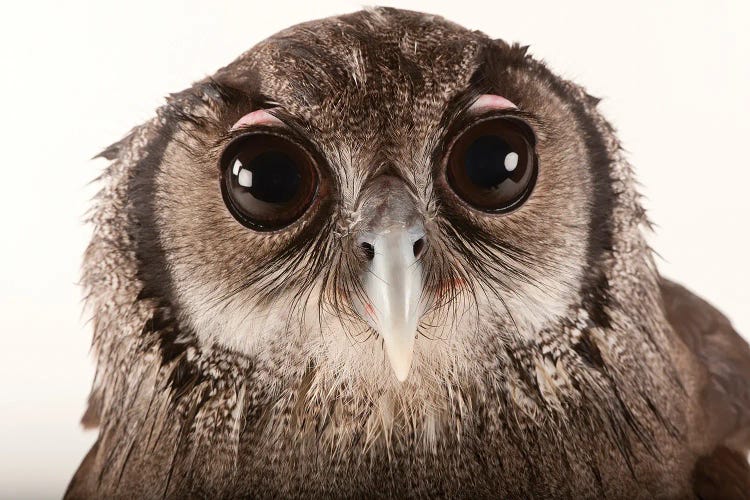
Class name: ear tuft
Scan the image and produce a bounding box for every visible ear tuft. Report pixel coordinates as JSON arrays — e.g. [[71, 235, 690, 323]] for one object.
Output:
[[586, 93, 602, 106]]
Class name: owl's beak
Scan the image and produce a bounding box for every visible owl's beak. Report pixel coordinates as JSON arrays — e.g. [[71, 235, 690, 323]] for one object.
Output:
[[357, 223, 425, 382]]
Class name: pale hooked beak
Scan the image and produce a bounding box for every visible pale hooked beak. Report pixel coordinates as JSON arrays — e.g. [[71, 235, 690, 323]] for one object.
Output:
[[357, 224, 425, 382]]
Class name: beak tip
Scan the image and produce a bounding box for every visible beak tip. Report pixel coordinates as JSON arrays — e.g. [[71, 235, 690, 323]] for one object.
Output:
[[386, 345, 414, 382], [393, 366, 411, 383]]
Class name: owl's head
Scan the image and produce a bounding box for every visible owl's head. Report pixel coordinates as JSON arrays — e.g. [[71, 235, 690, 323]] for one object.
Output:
[[122, 8, 622, 398]]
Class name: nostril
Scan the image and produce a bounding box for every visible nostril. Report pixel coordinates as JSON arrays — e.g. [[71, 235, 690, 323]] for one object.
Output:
[[413, 237, 426, 259], [361, 241, 375, 261]]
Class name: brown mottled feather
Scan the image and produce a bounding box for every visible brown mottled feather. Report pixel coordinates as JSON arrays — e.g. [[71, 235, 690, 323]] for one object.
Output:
[[693, 446, 750, 500], [662, 279, 750, 449], [661, 279, 750, 496]]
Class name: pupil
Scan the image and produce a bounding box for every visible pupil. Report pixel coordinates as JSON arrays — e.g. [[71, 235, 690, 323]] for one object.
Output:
[[464, 135, 517, 188], [239, 151, 301, 204]]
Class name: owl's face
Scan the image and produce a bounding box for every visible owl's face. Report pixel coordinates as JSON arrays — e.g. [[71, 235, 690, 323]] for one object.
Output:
[[147, 10, 608, 392]]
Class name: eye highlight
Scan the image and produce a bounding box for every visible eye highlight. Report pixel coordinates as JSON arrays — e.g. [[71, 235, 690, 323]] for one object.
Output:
[[446, 116, 538, 213], [219, 132, 318, 231]]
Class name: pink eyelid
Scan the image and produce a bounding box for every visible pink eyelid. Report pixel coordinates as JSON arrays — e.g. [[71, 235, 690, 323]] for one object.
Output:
[[468, 94, 518, 113], [230, 109, 284, 131], [229, 97, 514, 131]]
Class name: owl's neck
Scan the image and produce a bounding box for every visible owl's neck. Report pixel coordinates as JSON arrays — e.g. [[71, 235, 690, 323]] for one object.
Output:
[[88, 243, 689, 497], [129, 294, 676, 448]]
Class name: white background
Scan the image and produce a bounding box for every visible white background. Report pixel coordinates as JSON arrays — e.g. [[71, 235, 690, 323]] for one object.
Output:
[[0, 0, 748, 497]]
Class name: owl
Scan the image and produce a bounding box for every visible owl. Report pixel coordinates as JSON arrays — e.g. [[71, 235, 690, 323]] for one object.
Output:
[[66, 8, 750, 499]]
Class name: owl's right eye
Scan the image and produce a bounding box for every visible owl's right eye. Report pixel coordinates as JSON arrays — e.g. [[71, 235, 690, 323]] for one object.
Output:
[[219, 133, 319, 231]]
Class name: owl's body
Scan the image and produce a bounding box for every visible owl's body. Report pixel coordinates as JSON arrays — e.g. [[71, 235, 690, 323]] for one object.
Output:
[[67, 8, 750, 498]]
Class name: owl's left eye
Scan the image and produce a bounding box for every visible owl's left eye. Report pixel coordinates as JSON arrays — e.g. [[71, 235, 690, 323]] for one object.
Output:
[[219, 133, 318, 231], [445, 116, 538, 213]]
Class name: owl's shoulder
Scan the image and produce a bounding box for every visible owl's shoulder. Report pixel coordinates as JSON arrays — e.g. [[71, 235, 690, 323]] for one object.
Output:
[[661, 278, 750, 420], [660, 278, 750, 497]]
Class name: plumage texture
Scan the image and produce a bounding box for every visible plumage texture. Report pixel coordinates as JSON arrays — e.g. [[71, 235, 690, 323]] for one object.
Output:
[[66, 8, 750, 498]]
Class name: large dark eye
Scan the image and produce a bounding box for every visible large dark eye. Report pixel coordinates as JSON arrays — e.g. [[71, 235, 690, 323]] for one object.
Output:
[[220, 133, 318, 231], [446, 117, 538, 212]]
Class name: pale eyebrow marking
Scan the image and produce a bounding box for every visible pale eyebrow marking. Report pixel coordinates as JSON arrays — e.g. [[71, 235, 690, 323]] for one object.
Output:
[[230, 108, 285, 131], [467, 94, 518, 113]]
